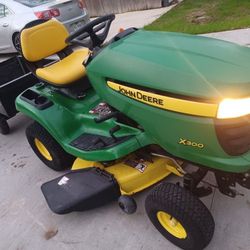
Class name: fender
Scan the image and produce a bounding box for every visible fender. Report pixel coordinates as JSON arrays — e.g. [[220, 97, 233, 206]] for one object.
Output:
[[15, 86, 149, 162]]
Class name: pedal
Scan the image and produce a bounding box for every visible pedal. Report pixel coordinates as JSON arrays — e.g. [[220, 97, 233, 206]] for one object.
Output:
[[70, 133, 131, 151]]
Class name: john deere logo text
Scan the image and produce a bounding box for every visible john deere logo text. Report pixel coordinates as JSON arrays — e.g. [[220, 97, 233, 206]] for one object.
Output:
[[118, 86, 164, 106], [179, 138, 204, 149], [107, 81, 219, 118]]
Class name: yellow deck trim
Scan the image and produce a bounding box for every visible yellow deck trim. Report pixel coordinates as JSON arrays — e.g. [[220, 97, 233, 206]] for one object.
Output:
[[106, 156, 183, 195], [107, 81, 218, 118], [71, 156, 184, 196], [71, 158, 104, 170]]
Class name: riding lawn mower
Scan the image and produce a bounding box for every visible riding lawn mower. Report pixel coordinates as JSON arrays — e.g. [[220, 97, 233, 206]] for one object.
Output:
[[15, 14, 250, 250]]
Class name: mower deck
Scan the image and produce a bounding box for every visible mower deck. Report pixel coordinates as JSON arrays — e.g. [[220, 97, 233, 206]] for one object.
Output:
[[41, 155, 184, 214]]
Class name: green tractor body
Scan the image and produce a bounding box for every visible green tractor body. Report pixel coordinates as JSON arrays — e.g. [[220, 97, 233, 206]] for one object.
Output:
[[88, 30, 250, 99], [88, 30, 250, 173], [14, 16, 250, 249], [16, 29, 250, 173]]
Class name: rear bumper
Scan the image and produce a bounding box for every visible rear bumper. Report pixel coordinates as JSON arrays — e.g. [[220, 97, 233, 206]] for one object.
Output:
[[62, 13, 90, 32]]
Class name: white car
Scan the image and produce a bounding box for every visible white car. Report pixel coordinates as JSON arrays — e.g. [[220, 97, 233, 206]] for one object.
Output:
[[0, 0, 89, 53]]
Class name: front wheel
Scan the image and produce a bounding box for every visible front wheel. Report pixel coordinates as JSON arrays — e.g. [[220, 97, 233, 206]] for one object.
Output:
[[26, 122, 75, 171], [145, 182, 215, 250]]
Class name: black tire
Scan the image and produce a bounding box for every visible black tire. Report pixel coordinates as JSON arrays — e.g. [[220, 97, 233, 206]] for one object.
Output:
[[162, 0, 171, 7], [26, 122, 75, 171], [145, 182, 215, 250], [13, 32, 21, 52], [0, 115, 10, 135]]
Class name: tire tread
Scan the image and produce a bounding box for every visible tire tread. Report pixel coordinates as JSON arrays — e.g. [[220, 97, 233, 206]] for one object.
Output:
[[145, 182, 215, 250]]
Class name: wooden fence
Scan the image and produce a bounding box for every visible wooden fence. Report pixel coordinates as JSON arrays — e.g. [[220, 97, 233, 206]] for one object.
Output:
[[85, 0, 162, 17]]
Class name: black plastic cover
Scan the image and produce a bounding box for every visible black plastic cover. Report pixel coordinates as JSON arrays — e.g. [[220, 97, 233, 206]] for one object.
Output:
[[111, 28, 138, 43], [215, 115, 250, 156], [20, 89, 53, 110], [41, 168, 120, 214]]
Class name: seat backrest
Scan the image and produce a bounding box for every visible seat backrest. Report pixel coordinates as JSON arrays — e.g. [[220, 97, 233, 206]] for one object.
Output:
[[21, 19, 69, 62]]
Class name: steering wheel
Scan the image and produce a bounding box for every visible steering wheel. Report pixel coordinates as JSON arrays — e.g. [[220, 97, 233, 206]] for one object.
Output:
[[66, 14, 115, 49]]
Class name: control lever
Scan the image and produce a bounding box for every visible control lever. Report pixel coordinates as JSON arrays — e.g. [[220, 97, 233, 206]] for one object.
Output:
[[94, 111, 119, 123], [109, 125, 121, 141]]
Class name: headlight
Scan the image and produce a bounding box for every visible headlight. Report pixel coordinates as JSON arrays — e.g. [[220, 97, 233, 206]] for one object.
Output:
[[217, 98, 250, 119]]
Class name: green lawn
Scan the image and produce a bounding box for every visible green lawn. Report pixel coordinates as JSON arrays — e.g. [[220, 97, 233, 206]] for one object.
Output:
[[145, 0, 250, 34]]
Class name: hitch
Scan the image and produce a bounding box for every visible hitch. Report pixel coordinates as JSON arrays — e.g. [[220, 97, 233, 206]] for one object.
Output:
[[184, 168, 249, 198], [184, 168, 213, 198], [214, 171, 247, 198]]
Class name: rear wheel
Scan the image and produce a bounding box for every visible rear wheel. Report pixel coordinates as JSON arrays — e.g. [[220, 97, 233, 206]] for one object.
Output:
[[0, 115, 10, 135], [13, 33, 21, 52], [145, 182, 215, 250], [26, 122, 75, 171]]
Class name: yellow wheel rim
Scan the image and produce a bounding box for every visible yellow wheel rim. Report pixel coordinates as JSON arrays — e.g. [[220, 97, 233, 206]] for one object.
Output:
[[157, 211, 187, 239], [34, 138, 52, 161]]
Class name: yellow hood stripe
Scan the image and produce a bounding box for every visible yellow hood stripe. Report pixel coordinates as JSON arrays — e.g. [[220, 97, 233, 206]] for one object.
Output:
[[107, 81, 218, 118]]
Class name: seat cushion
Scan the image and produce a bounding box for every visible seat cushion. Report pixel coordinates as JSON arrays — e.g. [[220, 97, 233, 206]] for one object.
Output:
[[36, 48, 90, 86], [21, 19, 69, 62]]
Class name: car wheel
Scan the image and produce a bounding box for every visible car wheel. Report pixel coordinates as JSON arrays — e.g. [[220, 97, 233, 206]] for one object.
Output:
[[145, 182, 215, 250], [26, 122, 76, 171], [13, 33, 21, 52], [162, 0, 171, 7]]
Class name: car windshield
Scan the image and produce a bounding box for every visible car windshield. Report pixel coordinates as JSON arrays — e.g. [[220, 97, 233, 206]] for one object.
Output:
[[14, 0, 55, 7]]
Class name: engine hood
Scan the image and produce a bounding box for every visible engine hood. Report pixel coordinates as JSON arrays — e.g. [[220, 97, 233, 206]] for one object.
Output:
[[88, 30, 250, 100]]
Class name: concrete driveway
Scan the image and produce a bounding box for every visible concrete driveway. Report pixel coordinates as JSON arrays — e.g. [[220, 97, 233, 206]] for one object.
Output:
[[0, 6, 250, 250]]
